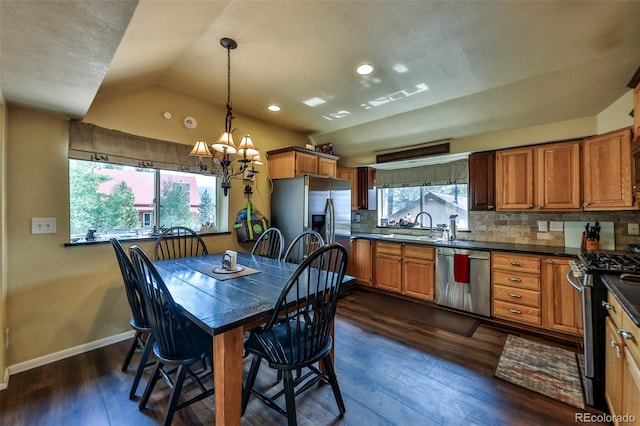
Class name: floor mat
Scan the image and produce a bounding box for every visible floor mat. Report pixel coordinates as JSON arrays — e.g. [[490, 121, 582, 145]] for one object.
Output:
[[352, 292, 480, 337], [495, 334, 585, 409]]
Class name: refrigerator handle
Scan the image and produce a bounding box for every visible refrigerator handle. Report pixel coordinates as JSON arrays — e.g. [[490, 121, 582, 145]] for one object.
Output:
[[325, 198, 335, 243]]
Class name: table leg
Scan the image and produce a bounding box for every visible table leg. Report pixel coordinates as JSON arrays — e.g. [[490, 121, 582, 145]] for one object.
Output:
[[214, 327, 244, 426]]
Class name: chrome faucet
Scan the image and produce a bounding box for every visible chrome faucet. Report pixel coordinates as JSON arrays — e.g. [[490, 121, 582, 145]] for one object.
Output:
[[414, 211, 433, 237]]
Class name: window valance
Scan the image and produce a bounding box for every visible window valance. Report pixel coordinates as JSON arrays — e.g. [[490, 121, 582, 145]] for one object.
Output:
[[68, 120, 199, 172], [376, 159, 468, 188]]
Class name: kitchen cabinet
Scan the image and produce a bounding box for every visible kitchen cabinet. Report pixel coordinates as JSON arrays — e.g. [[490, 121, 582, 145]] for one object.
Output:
[[628, 66, 640, 142], [374, 241, 434, 300], [604, 292, 640, 424], [542, 256, 583, 336], [495, 141, 581, 211], [469, 151, 496, 211], [267, 147, 338, 179], [632, 138, 640, 202], [491, 252, 542, 327], [337, 168, 358, 210], [336, 166, 376, 210], [582, 128, 636, 211], [351, 238, 373, 286]]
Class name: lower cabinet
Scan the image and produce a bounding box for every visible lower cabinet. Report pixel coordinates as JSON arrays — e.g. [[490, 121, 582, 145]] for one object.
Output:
[[605, 292, 640, 425], [542, 256, 583, 336], [374, 241, 434, 301], [352, 238, 372, 286]]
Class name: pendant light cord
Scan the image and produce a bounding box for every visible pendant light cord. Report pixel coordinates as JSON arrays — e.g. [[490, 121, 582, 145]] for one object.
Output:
[[225, 44, 234, 133]]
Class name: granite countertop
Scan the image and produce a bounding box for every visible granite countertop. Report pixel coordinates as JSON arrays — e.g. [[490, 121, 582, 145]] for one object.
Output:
[[351, 232, 583, 257], [602, 275, 640, 327]]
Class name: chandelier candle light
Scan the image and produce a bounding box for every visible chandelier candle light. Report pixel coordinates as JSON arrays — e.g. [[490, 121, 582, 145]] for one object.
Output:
[[189, 37, 263, 196]]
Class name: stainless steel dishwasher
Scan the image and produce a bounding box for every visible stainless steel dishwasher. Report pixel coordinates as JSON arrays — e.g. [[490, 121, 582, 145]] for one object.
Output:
[[435, 247, 491, 317]]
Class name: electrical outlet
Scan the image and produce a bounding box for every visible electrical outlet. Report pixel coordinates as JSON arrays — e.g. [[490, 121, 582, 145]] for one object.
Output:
[[31, 217, 56, 234], [549, 221, 564, 232], [537, 221, 548, 232], [629, 223, 640, 236]]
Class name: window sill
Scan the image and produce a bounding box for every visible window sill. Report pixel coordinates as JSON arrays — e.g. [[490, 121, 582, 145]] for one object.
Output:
[[64, 231, 231, 247]]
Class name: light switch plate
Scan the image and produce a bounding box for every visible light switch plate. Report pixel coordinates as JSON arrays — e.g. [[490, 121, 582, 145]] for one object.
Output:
[[629, 223, 639, 236], [549, 221, 564, 232], [32, 217, 56, 234], [537, 221, 548, 232]]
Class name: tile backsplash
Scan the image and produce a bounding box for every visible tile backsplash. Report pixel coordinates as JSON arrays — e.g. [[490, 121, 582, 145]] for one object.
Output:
[[351, 209, 640, 251]]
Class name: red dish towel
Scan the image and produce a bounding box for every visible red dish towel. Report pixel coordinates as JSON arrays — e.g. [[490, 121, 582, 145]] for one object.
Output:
[[454, 253, 471, 284]]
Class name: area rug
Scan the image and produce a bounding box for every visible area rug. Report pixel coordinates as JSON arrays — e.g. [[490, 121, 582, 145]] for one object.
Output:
[[353, 292, 480, 337], [495, 334, 585, 409]]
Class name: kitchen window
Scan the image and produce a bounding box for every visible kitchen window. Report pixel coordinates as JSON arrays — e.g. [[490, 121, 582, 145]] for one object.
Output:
[[69, 159, 221, 243], [378, 184, 468, 229]]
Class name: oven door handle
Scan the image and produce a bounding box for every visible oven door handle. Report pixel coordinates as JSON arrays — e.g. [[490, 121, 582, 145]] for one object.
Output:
[[565, 271, 583, 293]]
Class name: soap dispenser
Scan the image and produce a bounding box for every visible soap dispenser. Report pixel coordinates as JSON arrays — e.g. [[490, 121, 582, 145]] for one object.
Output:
[[449, 215, 458, 241]]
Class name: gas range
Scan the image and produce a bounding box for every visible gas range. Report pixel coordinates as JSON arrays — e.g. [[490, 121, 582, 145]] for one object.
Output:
[[578, 251, 640, 274]]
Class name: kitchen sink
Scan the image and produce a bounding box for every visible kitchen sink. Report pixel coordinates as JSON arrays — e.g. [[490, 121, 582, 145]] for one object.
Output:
[[379, 234, 442, 243]]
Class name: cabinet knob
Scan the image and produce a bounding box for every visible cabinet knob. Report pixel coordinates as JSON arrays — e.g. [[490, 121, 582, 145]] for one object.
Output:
[[539, 204, 545, 208], [583, 201, 590, 207], [618, 329, 634, 341], [488, 205, 495, 210], [508, 277, 522, 283], [527, 205, 534, 209], [610, 340, 622, 359], [509, 309, 522, 315], [508, 293, 522, 299], [602, 301, 616, 313], [545, 259, 553, 264]]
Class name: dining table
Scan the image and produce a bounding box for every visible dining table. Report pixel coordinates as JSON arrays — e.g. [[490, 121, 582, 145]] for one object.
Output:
[[152, 251, 355, 425]]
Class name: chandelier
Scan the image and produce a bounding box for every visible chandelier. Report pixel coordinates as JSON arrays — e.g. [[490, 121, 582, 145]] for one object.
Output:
[[189, 37, 262, 196]]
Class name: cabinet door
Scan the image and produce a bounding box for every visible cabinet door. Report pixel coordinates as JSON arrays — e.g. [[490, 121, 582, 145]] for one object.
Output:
[[542, 257, 583, 336], [496, 147, 534, 210], [374, 242, 402, 293], [296, 151, 318, 175], [622, 349, 640, 426], [536, 141, 581, 210], [357, 167, 376, 210], [582, 128, 634, 210], [355, 238, 372, 286], [634, 83, 640, 141], [402, 244, 435, 301], [606, 317, 625, 420], [469, 151, 496, 211], [318, 157, 336, 177], [337, 168, 358, 210], [632, 140, 640, 202]]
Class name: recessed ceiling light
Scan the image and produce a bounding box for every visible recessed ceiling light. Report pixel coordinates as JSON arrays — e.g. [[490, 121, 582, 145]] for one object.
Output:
[[356, 63, 374, 75], [267, 105, 281, 112], [393, 63, 409, 73]]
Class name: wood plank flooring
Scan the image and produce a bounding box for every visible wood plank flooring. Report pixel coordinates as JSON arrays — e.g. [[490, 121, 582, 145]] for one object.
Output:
[[0, 288, 609, 425]]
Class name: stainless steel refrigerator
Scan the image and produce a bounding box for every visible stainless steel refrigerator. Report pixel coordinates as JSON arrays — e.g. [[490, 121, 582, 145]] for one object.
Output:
[[271, 175, 351, 253]]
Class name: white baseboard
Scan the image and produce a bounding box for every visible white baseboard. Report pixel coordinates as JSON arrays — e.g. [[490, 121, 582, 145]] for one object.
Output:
[[7, 330, 135, 376], [0, 367, 8, 390]]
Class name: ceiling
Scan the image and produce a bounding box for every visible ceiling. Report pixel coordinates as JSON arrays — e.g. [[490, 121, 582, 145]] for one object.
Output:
[[2, 0, 639, 160]]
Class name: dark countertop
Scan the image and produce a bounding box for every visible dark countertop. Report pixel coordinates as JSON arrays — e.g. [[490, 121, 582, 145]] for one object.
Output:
[[602, 275, 640, 327], [352, 232, 583, 258]]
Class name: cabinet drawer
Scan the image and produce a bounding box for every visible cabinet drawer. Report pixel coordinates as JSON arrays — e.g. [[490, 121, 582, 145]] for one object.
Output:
[[607, 292, 624, 329], [621, 310, 640, 365], [375, 241, 402, 256], [492, 270, 541, 291], [403, 244, 434, 260], [493, 300, 542, 326], [492, 253, 540, 274], [493, 284, 541, 308]]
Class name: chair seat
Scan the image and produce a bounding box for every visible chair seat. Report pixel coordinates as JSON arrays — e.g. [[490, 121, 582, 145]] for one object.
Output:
[[153, 320, 212, 364]]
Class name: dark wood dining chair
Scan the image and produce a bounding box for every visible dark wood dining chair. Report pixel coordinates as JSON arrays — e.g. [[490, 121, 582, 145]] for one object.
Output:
[[282, 230, 324, 263], [242, 243, 348, 426], [110, 238, 155, 399], [251, 227, 285, 259], [129, 245, 214, 426], [153, 226, 208, 260]]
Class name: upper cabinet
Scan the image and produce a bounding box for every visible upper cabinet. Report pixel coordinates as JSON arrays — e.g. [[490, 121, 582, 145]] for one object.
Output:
[[495, 141, 581, 211], [267, 147, 338, 179], [469, 151, 496, 211], [336, 166, 376, 210], [628, 66, 640, 142], [583, 128, 635, 211]]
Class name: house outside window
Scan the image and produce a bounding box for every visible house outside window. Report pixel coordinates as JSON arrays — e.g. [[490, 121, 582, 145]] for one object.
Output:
[[69, 159, 219, 242], [378, 184, 468, 230]]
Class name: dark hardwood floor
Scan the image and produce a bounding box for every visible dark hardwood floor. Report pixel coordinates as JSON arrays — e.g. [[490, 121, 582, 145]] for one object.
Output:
[[0, 288, 609, 425]]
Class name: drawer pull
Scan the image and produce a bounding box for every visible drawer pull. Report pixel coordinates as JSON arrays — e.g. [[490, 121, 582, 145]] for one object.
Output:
[[510, 261, 522, 267], [602, 301, 616, 312], [509, 309, 522, 315], [611, 340, 622, 359], [508, 293, 522, 299], [618, 330, 634, 341], [508, 277, 522, 283]]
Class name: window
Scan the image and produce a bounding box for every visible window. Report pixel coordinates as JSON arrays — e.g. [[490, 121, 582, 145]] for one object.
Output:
[[69, 159, 220, 243], [378, 183, 468, 230]]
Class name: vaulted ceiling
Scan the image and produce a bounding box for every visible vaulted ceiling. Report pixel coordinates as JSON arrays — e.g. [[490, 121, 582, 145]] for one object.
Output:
[[2, 0, 639, 159]]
